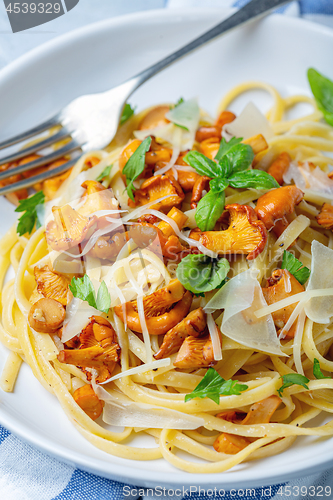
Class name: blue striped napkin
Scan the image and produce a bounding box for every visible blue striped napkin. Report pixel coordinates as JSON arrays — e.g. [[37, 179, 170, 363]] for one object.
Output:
[[1, 1, 333, 499]]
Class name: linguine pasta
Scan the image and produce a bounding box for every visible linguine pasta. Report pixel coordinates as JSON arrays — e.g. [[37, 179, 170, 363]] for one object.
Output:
[[1, 79, 333, 474]]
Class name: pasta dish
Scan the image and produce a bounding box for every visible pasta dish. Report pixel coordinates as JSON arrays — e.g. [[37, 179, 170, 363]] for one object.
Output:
[[1, 69, 333, 474]]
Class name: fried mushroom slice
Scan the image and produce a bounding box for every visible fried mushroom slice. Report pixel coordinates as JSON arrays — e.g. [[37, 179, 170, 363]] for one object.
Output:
[[45, 204, 97, 252], [73, 384, 104, 420], [130, 174, 185, 213], [194, 204, 267, 260], [34, 265, 71, 306], [262, 269, 305, 339], [154, 308, 206, 360], [173, 335, 217, 369], [28, 298, 66, 333], [316, 203, 333, 230], [255, 185, 303, 237]]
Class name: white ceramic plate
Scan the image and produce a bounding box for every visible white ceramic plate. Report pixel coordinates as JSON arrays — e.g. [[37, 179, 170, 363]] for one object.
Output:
[[0, 8, 333, 489]]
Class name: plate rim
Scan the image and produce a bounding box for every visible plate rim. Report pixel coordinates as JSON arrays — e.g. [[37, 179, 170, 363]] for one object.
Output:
[[1, 7, 333, 488]]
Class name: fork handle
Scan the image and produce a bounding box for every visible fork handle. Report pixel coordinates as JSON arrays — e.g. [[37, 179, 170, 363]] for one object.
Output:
[[124, 0, 289, 93]]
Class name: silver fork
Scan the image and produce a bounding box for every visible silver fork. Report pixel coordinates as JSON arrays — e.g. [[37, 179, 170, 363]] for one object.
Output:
[[0, 0, 289, 196]]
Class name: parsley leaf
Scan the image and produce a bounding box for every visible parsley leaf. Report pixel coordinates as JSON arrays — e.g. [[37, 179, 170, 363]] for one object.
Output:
[[69, 275, 111, 313], [308, 68, 333, 126], [228, 169, 279, 189], [176, 254, 230, 295], [120, 103, 136, 125], [185, 367, 248, 405], [122, 136, 152, 201], [277, 373, 310, 397], [281, 250, 311, 285], [96, 164, 112, 182], [313, 358, 330, 380], [15, 191, 45, 236], [195, 189, 225, 231]]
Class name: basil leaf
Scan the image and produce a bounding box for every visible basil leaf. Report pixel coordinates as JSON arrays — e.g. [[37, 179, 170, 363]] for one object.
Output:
[[123, 136, 152, 201], [215, 136, 242, 161], [308, 68, 333, 126], [69, 275, 111, 314], [15, 191, 45, 236], [120, 103, 136, 125], [225, 143, 254, 173], [216, 155, 232, 178], [185, 367, 248, 404], [176, 254, 230, 294], [195, 189, 225, 231], [281, 250, 311, 285], [209, 177, 229, 193], [228, 169, 279, 189], [96, 164, 112, 182], [184, 150, 218, 178], [277, 373, 309, 397], [313, 358, 330, 380]]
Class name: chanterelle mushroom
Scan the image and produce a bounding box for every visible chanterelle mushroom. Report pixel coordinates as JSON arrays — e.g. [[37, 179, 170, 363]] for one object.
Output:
[[316, 203, 333, 230], [173, 335, 218, 369], [255, 185, 303, 237], [58, 316, 120, 384], [262, 269, 305, 338], [73, 384, 104, 420], [78, 180, 120, 228], [192, 204, 267, 260], [114, 279, 192, 335], [154, 308, 207, 360], [130, 174, 185, 213], [34, 265, 71, 306], [28, 298, 66, 333], [46, 204, 97, 252]]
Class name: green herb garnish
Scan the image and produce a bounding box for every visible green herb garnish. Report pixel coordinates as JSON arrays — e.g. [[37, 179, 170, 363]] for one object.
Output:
[[15, 191, 45, 236], [120, 103, 136, 125], [185, 367, 248, 405], [281, 250, 311, 285], [277, 373, 310, 397], [313, 358, 330, 380], [122, 136, 152, 201], [176, 253, 230, 295], [184, 141, 278, 231], [69, 275, 111, 313], [308, 68, 333, 126], [96, 164, 112, 182]]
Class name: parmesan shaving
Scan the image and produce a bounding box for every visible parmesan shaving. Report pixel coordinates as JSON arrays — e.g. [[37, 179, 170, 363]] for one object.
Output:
[[224, 102, 274, 141], [204, 270, 284, 356], [62, 298, 99, 343], [207, 313, 222, 361], [99, 358, 171, 384], [96, 388, 204, 429], [305, 241, 333, 324]]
